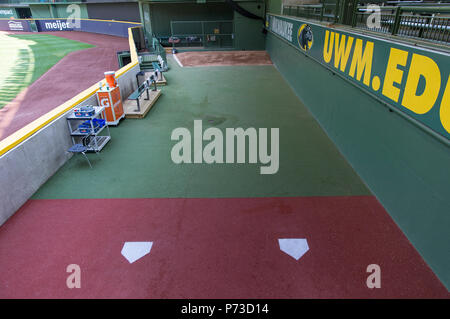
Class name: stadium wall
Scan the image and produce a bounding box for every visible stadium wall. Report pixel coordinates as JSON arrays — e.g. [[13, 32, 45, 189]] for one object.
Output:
[[0, 19, 31, 32], [141, 1, 266, 50], [86, 3, 140, 23], [148, 2, 234, 38], [0, 94, 97, 227], [265, 17, 450, 289], [29, 3, 140, 22], [29, 4, 89, 20], [0, 18, 140, 38]]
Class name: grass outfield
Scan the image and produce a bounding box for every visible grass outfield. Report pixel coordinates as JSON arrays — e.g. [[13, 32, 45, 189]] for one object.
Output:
[[0, 33, 94, 109]]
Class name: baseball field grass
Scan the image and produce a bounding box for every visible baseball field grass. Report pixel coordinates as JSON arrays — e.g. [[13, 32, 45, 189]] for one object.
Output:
[[0, 33, 94, 109]]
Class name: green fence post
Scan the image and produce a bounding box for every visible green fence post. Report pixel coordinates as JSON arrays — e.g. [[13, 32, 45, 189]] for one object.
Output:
[[392, 7, 401, 35], [351, 0, 359, 27], [335, 0, 340, 23], [202, 21, 205, 48], [418, 16, 428, 39]]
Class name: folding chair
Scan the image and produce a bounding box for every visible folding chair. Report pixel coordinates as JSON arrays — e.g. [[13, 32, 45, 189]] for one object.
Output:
[[67, 134, 99, 168]]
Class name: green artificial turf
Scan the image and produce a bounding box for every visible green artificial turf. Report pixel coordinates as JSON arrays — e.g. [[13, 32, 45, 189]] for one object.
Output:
[[33, 55, 370, 199], [0, 33, 94, 109]]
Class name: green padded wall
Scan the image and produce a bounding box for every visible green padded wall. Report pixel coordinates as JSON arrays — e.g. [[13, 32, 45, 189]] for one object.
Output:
[[0, 7, 18, 19], [266, 32, 450, 289], [149, 2, 233, 38], [233, 1, 266, 50]]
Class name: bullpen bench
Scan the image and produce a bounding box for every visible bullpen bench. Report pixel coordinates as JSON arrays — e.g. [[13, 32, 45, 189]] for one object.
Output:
[[128, 76, 157, 112], [152, 62, 161, 72]]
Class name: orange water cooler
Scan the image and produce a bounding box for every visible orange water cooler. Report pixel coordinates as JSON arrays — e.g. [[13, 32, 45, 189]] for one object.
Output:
[[96, 71, 125, 125]]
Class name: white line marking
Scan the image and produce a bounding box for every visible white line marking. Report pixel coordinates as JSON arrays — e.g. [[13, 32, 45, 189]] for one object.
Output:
[[173, 54, 184, 67]]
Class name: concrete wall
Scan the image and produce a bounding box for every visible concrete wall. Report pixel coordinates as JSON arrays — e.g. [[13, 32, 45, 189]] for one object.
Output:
[[0, 95, 97, 226], [266, 32, 450, 289], [117, 63, 140, 99], [0, 63, 140, 226]]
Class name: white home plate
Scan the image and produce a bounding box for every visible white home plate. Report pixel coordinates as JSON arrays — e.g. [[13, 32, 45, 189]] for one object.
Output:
[[278, 238, 309, 261], [121, 242, 153, 263]]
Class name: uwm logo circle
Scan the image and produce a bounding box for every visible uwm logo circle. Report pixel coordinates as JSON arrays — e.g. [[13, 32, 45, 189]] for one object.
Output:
[[297, 24, 313, 51]]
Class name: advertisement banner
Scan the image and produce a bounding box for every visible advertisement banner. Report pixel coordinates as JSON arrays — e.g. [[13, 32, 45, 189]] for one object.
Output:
[[35, 19, 75, 32], [0, 19, 31, 32], [0, 9, 15, 19], [266, 14, 450, 140], [35, 19, 137, 38]]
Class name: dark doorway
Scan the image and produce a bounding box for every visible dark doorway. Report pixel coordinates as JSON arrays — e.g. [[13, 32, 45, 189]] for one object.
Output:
[[16, 8, 32, 19]]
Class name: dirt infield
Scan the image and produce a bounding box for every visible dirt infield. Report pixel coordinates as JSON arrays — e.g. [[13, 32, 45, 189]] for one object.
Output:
[[0, 31, 129, 141], [175, 50, 272, 67]]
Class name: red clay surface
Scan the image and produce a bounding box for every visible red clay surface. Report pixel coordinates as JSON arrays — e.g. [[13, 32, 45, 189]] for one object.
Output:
[[0, 31, 129, 141], [0, 197, 447, 298], [175, 50, 273, 67]]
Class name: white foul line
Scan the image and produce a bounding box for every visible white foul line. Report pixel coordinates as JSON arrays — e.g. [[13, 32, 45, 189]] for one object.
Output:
[[173, 54, 184, 68]]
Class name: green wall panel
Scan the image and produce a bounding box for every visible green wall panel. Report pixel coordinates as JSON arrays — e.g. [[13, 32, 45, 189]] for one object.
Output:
[[233, 1, 266, 50], [30, 4, 88, 19], [149, 2, 233, 37], [54, 4, 88, 19], [142, 2, 152, 42], [0, 8, 18, 19], [265, 0, 282, 14], [266, 32, 450, 289], [29, 5, 52, 19]]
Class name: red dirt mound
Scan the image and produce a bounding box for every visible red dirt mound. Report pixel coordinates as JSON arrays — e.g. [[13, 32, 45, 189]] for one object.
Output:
[[175, 50, 273, 67]]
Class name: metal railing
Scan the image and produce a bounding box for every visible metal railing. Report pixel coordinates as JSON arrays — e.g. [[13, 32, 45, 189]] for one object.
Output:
[[281, 2, 450, 45], [152, 36, 167, 67], [353, 6, 398, 34], [282, 2, 340, 23], [130, 26, 168, 71], [354, 6, 450, 44], [170, 20, 234, 49]]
